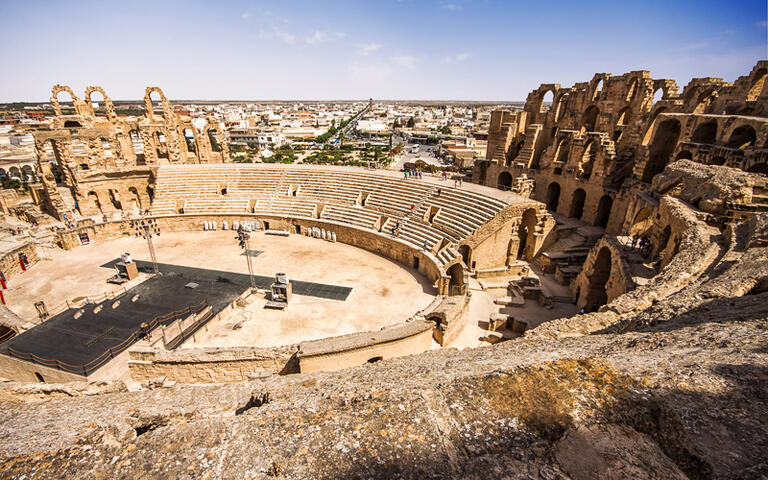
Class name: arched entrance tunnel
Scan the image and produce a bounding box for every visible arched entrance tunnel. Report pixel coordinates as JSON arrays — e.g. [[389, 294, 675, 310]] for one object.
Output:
[[582, 247, 612, 312]]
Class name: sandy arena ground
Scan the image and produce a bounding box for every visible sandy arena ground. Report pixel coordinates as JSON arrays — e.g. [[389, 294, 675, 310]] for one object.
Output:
[[9, 231, 437, 348]]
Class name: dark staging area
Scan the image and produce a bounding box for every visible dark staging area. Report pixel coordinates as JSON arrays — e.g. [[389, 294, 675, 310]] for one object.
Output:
[[1, 260, 352, 376]]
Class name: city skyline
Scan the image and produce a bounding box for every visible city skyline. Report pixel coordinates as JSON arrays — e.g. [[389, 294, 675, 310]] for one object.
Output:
[[1, 0, 766, 102]]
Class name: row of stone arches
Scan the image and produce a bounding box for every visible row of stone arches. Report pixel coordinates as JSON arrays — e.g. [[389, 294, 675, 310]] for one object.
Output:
[[544, 182, 613, 228], [0, 165, 36, 181]]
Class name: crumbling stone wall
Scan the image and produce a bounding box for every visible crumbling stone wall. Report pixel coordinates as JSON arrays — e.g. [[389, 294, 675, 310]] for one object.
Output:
[[34, 85, 230, 220], [477, 61, 768, 235]]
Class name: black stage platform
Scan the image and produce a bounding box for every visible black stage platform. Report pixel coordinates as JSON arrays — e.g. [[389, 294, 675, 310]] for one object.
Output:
[[1, 261, 351, 375]]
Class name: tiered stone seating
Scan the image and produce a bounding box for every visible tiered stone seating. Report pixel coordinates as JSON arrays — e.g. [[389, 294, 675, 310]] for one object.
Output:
[[321, 205, 380, 229], [150, 165, 511, 260]]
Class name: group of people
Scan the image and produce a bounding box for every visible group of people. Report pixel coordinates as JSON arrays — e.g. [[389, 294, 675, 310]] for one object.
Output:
[[403, 169, 423, 180], [630, 234, 651, 256]]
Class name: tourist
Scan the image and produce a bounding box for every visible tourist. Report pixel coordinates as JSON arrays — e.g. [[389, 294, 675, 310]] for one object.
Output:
[[437, 188, 441, 196], [404, 170, 408, 179], [423, 239, 428, 250]]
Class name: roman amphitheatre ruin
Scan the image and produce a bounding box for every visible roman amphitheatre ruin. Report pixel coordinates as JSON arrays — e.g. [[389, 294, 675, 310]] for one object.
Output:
[[0, 62, 766, 479]]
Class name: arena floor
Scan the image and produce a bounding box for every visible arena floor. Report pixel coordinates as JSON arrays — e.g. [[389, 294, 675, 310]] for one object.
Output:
[[9, 231, 437, 348]]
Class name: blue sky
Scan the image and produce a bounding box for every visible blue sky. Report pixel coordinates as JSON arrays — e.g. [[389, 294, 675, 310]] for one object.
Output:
[[1, 0, 766, 101]]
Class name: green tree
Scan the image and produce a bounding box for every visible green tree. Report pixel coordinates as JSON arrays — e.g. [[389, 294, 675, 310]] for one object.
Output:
[[440, 125, 451, 134], [407, 117, 415, 128]]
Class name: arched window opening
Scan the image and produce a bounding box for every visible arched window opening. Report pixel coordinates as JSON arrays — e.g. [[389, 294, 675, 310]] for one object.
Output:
[[690, 121, 717, 144], [675, 150, 693, 161], [546, 183, 561, 211], [208, 129, 222, 152], [581, 106, 599, 132], [569, 189, 586, 220], [643, 119, 680, 183], [540, 90, 554, 113], [595, 195, 613, 228], [497, 172, 512, 191], [56, 90, 76, 115], [183, 128, 196, 153], [726, 125, 756, 149], [64, 120, 82, 128], [652, 88, 664, 105], [554, 93, 569, 121], [616, 107, 631, 126], [517, 208, 538, 260], [149, 91, 164, 116], [579, 142, 596, 179], [88, 90, 108, 118], [583, 247, 611, 312], [593, 79, 604, 100]]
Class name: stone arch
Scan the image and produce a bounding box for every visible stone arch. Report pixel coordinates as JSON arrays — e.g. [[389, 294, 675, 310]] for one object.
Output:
[[583, 247, 611, 311], [207, 128, 222, 152], [497, 171, 512, 190], [595, 195, 613, 228], [652, 87, 664, 105], [458, 244, 472, 269], [87, 191, 103, 214], [569, 188, 586, 219], [642, 119, 680, 183], [692, 89, 716, 114], [591, 75, 606, 100], [710, 156, 727, 166], [539, 90, 555, 113], [726, 125, 756, 149], [690, 121, 717, 144], [546, 182, 561, 211], [630, 207, 652, 236], [446, 263, 465, 295], [9, 166, 20, 179], [553, 92, 570, 122], [578, 140, 596, 179], [554, 138, 570, 164], [51, 85, 79, 116], [0, 168, 6, 177], [64, 120, 82, 128], [182, 127, 197, 155], [517, 208, 538, 260], [84, 86, 115, 118], [747, 68, 767, 101], [675, 150, 693, 161], [615, 106, 631, 126], [581, 106, 599, 132], [153, 131, 169, 159], [144, 87, 171, 122]]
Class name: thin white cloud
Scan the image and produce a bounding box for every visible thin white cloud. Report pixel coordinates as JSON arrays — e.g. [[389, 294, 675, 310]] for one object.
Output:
[[241, 11, 252, 19], [357, 43, 382, 56], [441, 3, 460, 10], [306, 31, 329, 44], [305, 30, 347, 44], [442, 52, 471, 64], [392, 55, 417, 68], [259, 27, 296, 45]]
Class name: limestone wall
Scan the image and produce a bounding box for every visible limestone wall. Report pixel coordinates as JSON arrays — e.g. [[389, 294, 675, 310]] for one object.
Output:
[[0, 242, 39, 281], [128, 345, 298, 383], [298, 320, 434, 373]]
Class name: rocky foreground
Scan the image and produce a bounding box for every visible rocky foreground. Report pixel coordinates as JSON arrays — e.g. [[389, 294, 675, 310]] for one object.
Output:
[[0, 309, 765, 479]]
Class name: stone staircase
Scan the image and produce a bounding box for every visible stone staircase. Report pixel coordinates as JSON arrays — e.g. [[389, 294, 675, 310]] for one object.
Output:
[[539, 220, 603, 285]]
